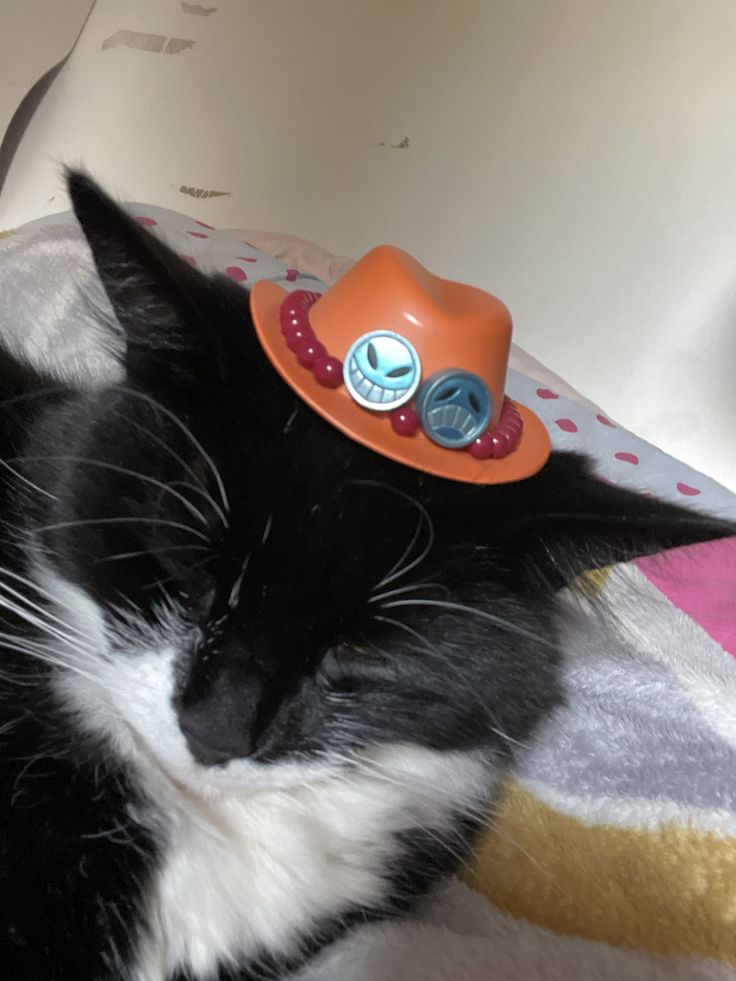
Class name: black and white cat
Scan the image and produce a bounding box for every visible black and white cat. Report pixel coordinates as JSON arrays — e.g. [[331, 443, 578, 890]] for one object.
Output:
[[0, 173, 729, 981]]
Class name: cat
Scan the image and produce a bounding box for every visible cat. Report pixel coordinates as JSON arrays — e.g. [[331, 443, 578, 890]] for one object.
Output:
[[0, 172, 729, 981]]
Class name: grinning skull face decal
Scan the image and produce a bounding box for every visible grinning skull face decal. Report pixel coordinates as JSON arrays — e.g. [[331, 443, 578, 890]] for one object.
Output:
[[344, 331, 421, 410], [416, 369, 493, 448]]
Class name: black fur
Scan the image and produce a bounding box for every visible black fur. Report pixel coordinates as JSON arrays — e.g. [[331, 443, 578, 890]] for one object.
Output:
[[0, 173, 730, 980]]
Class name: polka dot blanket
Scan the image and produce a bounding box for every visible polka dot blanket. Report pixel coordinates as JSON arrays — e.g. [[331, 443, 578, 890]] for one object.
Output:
[[2, 204, 736, 980]]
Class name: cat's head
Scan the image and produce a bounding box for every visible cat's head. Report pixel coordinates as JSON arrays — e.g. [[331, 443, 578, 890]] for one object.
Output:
[[1, 175, 566, 795]]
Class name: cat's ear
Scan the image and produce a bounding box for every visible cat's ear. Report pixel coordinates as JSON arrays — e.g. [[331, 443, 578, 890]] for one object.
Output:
[[426, 451, 732, 588], [68, 170, 214, 393], [498, 453, 733, 584]]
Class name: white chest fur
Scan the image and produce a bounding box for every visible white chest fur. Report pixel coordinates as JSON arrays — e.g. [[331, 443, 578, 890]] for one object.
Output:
[[134, 747, 491, 981]]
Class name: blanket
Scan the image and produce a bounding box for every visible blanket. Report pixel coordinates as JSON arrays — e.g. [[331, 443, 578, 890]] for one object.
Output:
[[3, 208, 736, 980]]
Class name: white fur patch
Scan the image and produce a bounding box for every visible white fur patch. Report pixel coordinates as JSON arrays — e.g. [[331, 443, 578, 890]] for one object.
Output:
[[39, 567, 494, 980]]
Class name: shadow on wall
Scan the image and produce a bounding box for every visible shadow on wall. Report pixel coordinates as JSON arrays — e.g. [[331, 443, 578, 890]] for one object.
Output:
[[0, 59, 68, 206]]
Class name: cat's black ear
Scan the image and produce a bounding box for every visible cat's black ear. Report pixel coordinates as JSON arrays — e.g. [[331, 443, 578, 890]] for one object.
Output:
[[500, 453, 733, 585], [67, 170, 213, 392], [424, 451, 733, 590]]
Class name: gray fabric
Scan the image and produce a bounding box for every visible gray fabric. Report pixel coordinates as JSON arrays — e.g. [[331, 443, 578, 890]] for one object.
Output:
[[518, 602, 736, 813]]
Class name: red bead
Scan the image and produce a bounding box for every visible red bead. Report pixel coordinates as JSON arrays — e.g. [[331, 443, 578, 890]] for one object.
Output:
[[296, 339, 327, 369], [390, 406, 419, 436], [280, 291, 321, 335], [502, 403, 522, 427], [467, 432, 495, 459], [491, 431, 513, 458], [280, 306, 300, 333], [284, 322, 315, 351], [313, 356, 343, 388]]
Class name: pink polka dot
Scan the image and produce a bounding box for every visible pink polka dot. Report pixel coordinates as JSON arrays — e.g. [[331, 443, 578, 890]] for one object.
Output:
[[136, 216, 157, 227], [536, 388, 559, 400], [614, 452, 639, 465], [196, 220, 214, 229], [226, 265, 248, 282], [676, 482, 702, 497], [180, 255, 197, 266], [286, 269, 299, 282], [236, 256, 258, 262], [555, 418, 578, 433], [187, 231, 209, 239], [596, 414, 616, 427]]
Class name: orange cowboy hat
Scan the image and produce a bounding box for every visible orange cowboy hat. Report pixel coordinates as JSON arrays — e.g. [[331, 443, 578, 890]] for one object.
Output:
[[250, 245, 550, 484]]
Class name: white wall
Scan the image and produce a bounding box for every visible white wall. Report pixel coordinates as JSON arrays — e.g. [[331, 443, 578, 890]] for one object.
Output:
[[0, 0, 92, 140], [1, 0, 735, 487]]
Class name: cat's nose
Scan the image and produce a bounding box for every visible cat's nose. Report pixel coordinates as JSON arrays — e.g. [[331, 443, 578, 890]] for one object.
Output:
[[178, 709, 252, 766], [177, 668, 262, 766]]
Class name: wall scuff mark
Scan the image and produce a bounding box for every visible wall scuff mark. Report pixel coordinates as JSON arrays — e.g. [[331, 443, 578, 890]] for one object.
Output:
[[179, 186, 232, 199], [101, 31, 196, 54], [376, 137, 410, 150], [181, 2, 218, 15]]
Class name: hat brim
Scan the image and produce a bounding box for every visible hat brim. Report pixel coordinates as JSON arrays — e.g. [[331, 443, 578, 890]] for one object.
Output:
[[251, 281, 551, 485]]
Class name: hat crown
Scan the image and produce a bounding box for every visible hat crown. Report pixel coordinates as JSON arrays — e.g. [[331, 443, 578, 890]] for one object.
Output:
[[309, 246, 512, 425]]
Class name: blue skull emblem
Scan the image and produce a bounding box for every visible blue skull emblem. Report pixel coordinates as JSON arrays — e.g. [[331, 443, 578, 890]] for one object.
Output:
[[344, 330, 421, 410], [416, 369, 493, 448]]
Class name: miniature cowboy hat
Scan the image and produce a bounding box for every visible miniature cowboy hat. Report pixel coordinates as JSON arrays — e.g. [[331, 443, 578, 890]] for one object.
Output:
[[250, 245, 550, 484]]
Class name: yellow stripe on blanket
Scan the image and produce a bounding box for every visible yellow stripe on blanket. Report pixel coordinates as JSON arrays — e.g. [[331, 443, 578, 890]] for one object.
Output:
[[463, 780, 736, 965]]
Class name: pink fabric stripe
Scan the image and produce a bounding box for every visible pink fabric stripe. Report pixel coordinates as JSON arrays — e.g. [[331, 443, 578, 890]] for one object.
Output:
[[635, 536, 736, 658]]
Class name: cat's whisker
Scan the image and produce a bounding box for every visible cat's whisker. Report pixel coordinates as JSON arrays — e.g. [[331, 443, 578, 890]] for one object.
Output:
[[0, 645, 131, 706], [116, 387, 230, 515], [375, 508, 435, 589], [0, 564, 82, 610], [260, 513, 273, 546], [95, 544, 212, 565], [228, 553, 252, 611], [380, 504, 425, 585], [108, 409, 229, 529], [30, 516, 211, 544], [0, 635, 102, 686], [369, 581, 449, 604], [345, 479, 437, 591], [13, 455, 211, 531], [0, 386, 69, 411], [0, 458, 58, 501], [142, 553, 217, 591], [110, 590, 147, 622], [0, 577, 92, 645], [377, 504, 434, 590], [379, 598, 560, 652], [167, 481, 229, 531], [0, 594, 95, 655]]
